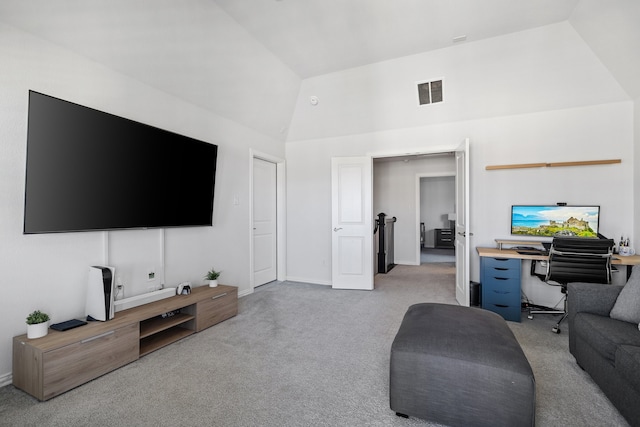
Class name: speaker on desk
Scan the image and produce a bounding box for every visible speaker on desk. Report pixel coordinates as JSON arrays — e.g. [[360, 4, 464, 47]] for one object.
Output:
[[85, 266, 115, 321]]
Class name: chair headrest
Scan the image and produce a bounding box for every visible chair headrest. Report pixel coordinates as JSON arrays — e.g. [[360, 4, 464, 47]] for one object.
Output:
[[551, 237, 614, 254]]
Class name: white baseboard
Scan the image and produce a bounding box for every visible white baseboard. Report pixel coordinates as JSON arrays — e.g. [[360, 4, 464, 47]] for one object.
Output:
[[285, 276, 331, 286], [238, 288, 253, 298], [394, 260, 419, 266], [0, 372, 12, 388]]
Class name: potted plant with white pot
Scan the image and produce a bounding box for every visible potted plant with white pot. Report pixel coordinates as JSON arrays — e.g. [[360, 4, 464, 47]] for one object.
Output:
[[204, 268, 221, 287], [26, 310, 50, 339]]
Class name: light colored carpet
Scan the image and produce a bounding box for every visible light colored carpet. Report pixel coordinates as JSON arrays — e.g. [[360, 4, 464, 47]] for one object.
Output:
[[0, 263, 629, 426]]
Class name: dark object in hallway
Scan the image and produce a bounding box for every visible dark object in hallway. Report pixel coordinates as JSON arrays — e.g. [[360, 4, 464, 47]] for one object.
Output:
[[375, 212, 397, 273]]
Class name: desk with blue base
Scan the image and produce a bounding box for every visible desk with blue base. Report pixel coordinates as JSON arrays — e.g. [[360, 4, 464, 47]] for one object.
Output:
[[476, 245, 640, 322]]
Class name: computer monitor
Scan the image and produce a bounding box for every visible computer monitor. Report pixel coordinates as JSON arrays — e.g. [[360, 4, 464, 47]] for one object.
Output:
[[511, 205, 600, 238]]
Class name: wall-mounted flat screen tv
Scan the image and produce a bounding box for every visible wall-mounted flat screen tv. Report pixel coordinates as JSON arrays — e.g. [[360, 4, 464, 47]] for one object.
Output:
[[24, 90, 218, 234], [511, 205, 600, 238]]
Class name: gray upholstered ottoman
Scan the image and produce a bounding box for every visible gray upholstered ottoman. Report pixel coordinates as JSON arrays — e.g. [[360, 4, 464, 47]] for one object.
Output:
[[390, 303, 535, 426]]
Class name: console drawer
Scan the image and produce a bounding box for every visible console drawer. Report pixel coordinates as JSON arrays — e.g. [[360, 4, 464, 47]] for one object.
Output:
[[482, 276, 520, 292], [484, 289, 517, 306], [482, 257, 520, 271], [195, 287, 238, 332], [481, 257, 522, 322], [484, 303, 520, 322], [484, 267, 521, 280], [42, 323, 139, 400]]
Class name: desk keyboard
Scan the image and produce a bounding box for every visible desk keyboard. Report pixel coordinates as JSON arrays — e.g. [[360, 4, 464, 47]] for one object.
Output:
[[516, 250, 545, 255]]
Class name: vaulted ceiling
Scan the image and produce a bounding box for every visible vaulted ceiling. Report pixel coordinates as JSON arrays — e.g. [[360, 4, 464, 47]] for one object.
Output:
[[213, 0, 581, 78], [1, 0, 638, 140]]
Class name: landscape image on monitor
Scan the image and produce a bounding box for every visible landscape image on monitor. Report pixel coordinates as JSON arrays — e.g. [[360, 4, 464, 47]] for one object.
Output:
[[511, 205, 600, 238]]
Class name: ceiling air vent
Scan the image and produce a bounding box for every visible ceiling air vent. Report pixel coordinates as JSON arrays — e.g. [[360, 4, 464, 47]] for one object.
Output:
[[417, 80, 443, 106]]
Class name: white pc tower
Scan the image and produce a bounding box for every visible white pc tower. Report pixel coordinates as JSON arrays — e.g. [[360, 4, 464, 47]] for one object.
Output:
[[86, 266, 115, 321]]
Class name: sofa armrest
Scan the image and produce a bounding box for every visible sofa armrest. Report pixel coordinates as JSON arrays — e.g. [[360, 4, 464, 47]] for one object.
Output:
[[568, 282, 622, 317], [567, 282, 623, 355]]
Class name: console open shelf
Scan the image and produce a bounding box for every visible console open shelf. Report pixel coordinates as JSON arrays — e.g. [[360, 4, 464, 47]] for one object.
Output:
[[139, 312, 196, 356], [139, 312, 195, 339], [140, 326, 195, 356], [13, 285, 237, 401]]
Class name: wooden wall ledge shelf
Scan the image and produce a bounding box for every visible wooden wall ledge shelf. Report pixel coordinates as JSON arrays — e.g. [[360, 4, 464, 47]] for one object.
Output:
[[486, 159, 621, 171]]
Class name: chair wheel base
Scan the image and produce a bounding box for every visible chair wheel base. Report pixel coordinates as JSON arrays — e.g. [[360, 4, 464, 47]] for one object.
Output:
[[552, 326, 561, 334]]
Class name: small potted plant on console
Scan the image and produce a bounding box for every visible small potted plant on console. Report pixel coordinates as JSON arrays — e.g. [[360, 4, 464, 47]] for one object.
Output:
[[26, 310, 50, 339], [204, 268, 221, 287]]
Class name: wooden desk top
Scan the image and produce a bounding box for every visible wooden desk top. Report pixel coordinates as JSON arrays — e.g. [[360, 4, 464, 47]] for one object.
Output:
[[476, 247, 640, 266]]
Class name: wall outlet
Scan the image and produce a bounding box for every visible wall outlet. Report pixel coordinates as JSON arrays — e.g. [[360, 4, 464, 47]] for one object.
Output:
[[147, 267, 156, 281], [115, 276, 125, 300]]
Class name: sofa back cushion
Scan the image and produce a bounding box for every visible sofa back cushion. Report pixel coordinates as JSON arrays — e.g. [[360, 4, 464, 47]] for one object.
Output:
[[610, 265, 640, 323]]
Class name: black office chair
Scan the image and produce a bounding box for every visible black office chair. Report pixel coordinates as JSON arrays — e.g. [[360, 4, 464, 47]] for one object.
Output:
[[528, 236, 614, 333]]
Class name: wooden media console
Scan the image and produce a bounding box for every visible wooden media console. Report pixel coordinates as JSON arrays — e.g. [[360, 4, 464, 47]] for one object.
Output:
[[13, 284, 237, 401]]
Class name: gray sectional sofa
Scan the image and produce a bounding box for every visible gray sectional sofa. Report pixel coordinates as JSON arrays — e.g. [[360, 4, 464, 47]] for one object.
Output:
[[568, 274, 640, 427]]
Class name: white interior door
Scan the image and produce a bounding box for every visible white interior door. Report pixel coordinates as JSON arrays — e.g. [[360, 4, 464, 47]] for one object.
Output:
[[455, 138, 470, 306], [331, 157, 374, 290], [253, 158, 277, 287]]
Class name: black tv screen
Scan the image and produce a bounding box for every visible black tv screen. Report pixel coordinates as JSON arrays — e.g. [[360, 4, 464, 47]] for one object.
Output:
[[24, 90, 218, 234]]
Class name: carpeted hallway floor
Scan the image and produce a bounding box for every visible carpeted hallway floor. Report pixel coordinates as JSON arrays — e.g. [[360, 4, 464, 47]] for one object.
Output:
[[420, 248, 455, 264], [0, 263, 629, 426]]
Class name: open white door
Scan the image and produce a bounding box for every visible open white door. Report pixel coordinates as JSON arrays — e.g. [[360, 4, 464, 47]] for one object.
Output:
[[331, 157, 374, 290], [455, 139, 470, 306]]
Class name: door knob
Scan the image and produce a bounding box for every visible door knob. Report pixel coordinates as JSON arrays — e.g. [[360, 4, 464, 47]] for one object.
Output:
[[333, 227, 343, 232]]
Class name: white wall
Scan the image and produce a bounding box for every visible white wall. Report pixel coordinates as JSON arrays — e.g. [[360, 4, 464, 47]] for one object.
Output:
[[569, 0, 640, 101], [0, 22, 286, 379], [635, 97, 640, 250], [420, 176, 456, 248], [286, 104, 633, 291], [0, 1, 302, 142], [285, 22, 635, 308], [287, 22, 628, 142]]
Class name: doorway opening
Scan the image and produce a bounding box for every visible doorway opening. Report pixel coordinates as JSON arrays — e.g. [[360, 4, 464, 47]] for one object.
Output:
[[419, 175, 455, 265], [372, 152, 456, 268], [332, 138, 468, 305]]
